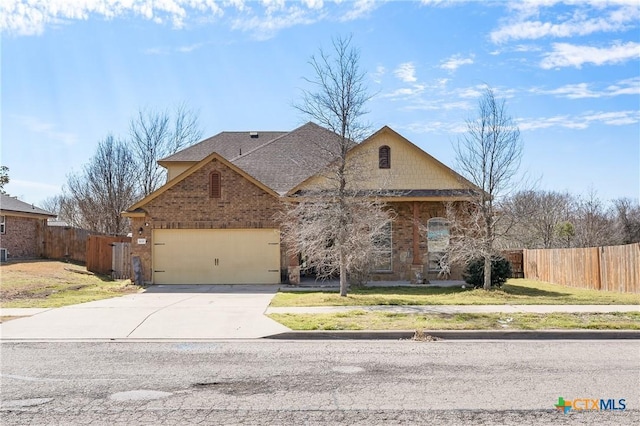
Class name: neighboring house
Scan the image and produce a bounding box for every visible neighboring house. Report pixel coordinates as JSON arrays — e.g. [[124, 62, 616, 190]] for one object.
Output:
[[123, 122, 477, 285], [0, 194, 56, 261]]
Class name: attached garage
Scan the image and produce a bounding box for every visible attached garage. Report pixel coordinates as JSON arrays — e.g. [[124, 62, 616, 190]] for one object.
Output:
[[152, 229, 281, 284]]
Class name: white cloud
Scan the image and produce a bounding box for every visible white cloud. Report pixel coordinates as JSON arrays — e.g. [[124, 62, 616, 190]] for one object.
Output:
[[145, 42, 208, 55], [382, 84, 426, 100], [518, 110, 640, 131], [393, 62, 417, 83], [12, 115, 78, 146], [0, 0, 374, 38], [340, 0, 380, 22], [402, 98, 473, 112], [440, 54, 474, 71], [401, 120, 467, 134], [491, 3, 640, 43], [231, 6, 319, 40], [371, 65, 386, 84], [0, 0, 224, 36], [456, 86, 484, 98], [533, 77, 640, 99], [540, 41, 640, 69]]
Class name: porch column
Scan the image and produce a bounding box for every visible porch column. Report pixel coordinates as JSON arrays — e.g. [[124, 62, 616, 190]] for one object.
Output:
[[410, 202, 425, 283]]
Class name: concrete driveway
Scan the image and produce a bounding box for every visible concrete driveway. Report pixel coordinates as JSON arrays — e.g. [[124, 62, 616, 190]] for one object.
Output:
[[0, 285, 290, 340]]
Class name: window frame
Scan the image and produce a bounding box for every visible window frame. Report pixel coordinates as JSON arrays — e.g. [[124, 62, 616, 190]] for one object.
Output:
[[372, 221, 393, 272], [378, 145, 391, 169], [0, 215, 5, 234], [427, 217, 449, 273]]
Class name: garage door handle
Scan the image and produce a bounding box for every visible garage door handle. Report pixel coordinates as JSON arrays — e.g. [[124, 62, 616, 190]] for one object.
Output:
[[214, 258, 219, 266]]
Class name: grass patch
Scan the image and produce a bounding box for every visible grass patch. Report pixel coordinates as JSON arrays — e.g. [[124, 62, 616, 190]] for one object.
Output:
[[271, 279, 640, 307], [268, 311, 640, 330], [0, 260, 142, 308]]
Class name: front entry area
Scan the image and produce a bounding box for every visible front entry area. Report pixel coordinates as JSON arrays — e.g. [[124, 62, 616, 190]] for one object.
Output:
[[152, 229, 281, 284]]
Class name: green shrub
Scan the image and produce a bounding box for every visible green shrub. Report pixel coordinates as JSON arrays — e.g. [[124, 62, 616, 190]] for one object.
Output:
[[463, 257, 512, 289]]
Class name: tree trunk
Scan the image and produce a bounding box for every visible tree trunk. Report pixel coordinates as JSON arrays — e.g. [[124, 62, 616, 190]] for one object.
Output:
[[339, 249, 348, 297], [483, 255, 491, 290]]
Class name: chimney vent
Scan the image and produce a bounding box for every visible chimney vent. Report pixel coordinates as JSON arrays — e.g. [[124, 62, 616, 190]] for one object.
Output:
[[249, 132, 258, 138]]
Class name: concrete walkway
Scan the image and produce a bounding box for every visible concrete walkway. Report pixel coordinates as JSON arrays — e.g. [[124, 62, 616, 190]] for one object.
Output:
[[266, 305, 640, 314], [0, 285, 290, 340]]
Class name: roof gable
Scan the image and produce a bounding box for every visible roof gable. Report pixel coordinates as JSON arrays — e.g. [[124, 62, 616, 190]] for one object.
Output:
[[124, 152, 280, 214], [289, 125, 479, 196]]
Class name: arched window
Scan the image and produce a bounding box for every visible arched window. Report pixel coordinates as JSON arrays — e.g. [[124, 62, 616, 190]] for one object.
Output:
[[210, 171, 221, 198], [427, 217, 449, 274], [379, 145, 390, 169]]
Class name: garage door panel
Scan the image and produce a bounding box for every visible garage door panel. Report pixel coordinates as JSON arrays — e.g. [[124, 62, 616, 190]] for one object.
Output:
[[152, 229, 280, 284]]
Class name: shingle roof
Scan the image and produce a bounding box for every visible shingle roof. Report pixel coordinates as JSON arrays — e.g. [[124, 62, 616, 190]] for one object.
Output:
[[159, 122, 346, 195], [232, 122, 345, 194], [0, 194, 56, 217], [159, 131, 288, 163]]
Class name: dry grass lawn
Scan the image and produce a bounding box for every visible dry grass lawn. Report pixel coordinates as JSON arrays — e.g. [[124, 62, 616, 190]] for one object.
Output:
[[0, 260, 141, 308], [271, 279, 640, 307], [269, 311, 640, 330]]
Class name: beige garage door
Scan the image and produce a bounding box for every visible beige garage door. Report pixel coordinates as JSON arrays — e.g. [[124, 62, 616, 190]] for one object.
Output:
[[152, 229, 281, 284]]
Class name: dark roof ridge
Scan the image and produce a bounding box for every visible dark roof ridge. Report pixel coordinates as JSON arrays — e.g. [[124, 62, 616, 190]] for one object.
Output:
[[229, 121, 320, 162], [159, 129, 288, 163]]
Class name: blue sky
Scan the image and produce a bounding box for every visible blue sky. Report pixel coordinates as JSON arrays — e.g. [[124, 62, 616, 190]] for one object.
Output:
[[1, 0, 639, 207]]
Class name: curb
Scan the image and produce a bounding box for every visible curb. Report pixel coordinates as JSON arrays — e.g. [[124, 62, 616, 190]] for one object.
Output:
[[265, 330, 640, 340]]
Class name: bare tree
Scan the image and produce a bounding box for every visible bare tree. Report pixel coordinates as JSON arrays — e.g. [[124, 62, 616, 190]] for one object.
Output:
[[285, 35, 389, 296], [572, 188, 614, 247], [40, 195, 63, 217], [64, 135, 138, 234], [0, 165, 9, 194], [130, 103, 202, 196], [612, 198, 640, 244], [41, 194, 85, 227], [502, 190, 573, 248], [449, 86, 523, 290]]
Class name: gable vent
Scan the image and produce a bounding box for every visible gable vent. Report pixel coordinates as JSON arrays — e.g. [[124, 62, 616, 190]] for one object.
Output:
[[249, 132, 259, 138]]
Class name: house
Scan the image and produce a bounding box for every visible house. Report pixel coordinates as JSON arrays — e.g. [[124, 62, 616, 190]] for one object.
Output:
[[0, 193, 56, 261], [123, 122, 477, 285]]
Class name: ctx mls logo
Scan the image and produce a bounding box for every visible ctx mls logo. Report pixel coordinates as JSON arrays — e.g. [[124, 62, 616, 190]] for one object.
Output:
[[555, 397, 626, 414]]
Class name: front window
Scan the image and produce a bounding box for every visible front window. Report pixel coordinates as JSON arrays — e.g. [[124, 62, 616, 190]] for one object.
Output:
[[427, 217, 449, 273], [0, 215, 5, 234], [373, 222, 392, 272]]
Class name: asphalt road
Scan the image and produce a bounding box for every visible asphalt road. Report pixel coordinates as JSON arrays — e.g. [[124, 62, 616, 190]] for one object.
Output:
[[1, 340, 638, 425]]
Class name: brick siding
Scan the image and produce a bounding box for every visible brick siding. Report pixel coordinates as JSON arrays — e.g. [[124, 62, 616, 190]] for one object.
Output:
[[130, 158, 283, 282], [0, 215, 45, 259]]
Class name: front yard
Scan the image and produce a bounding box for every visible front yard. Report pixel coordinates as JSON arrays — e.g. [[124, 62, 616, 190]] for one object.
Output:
[[269, 278, 640, 330], [0, 260, 141, 310], [269, 311, 640, 331], [270, 278, 640, 307]]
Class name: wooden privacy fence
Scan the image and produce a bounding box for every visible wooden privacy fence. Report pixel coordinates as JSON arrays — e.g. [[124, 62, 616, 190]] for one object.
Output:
[[42, 226, 92, 263], [524, 243, 640, 293], [86, 235, 131, 276], [111, 242, 131, 279], [502, 250, 524, 278]]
